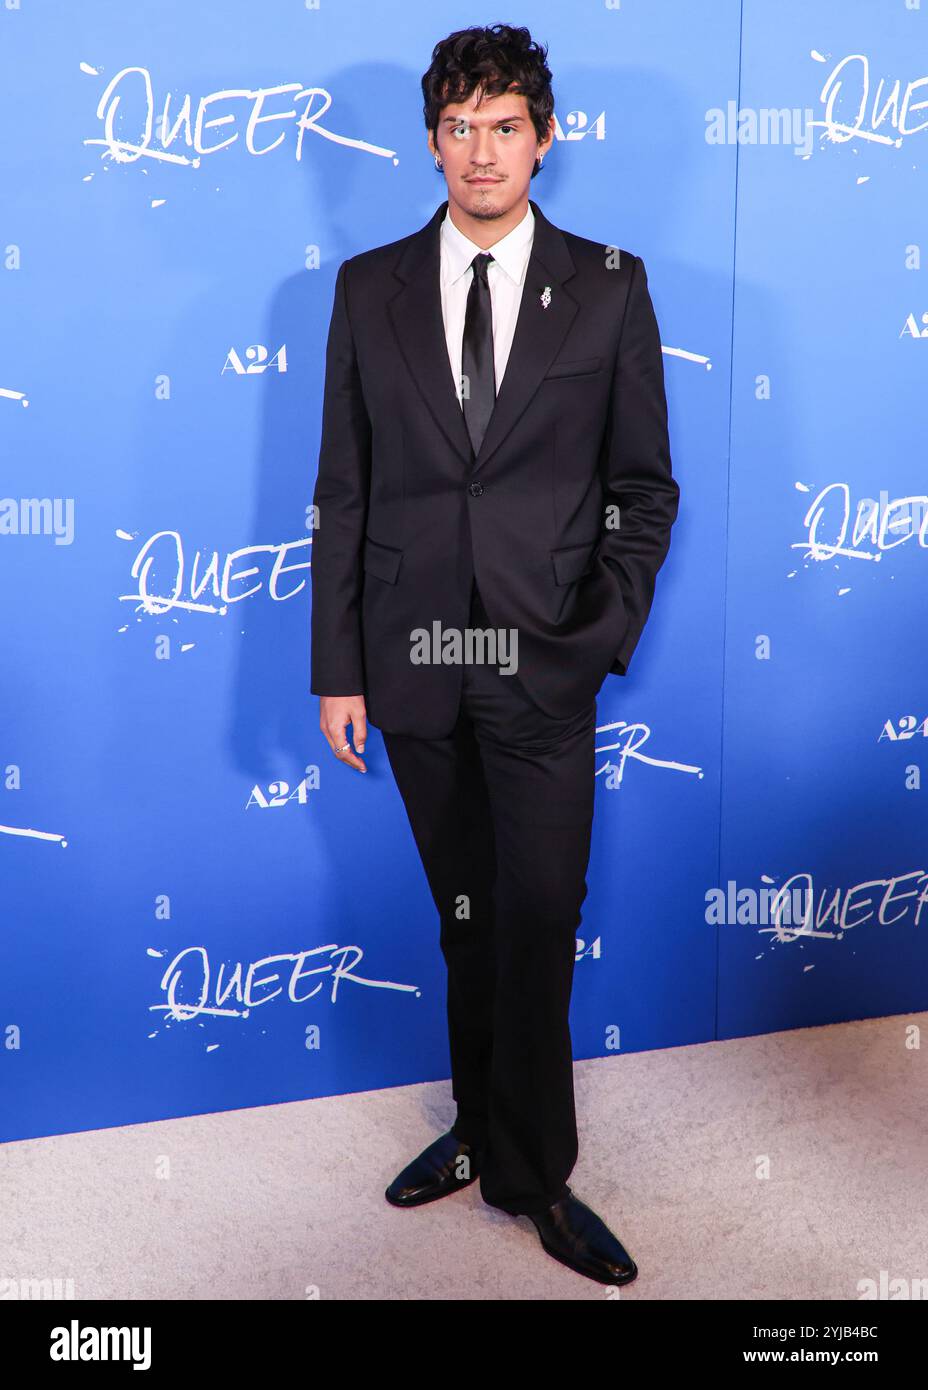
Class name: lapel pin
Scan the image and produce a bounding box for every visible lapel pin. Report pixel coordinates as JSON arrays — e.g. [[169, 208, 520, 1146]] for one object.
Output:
[[540, 285, 552, 309]]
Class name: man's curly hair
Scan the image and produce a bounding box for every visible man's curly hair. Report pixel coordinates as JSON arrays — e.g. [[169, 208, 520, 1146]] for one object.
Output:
[[422, 24, 554, 177]]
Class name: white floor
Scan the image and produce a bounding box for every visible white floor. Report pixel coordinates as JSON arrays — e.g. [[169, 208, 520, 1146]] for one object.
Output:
[[3, 1013, 925, 1300]]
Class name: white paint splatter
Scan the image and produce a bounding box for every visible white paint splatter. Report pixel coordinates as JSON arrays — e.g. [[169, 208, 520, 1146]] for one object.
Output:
[[662, 345, 711, 368], [1, 823, 67, 846]]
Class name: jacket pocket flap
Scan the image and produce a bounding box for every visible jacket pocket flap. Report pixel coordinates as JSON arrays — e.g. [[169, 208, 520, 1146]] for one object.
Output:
[[363, 535, 402, 584], [543, 356, 602, 380], [551, 539, 598, 586]]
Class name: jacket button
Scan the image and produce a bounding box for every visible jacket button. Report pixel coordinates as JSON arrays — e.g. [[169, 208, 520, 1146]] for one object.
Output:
[[468, 481, 484, 497]]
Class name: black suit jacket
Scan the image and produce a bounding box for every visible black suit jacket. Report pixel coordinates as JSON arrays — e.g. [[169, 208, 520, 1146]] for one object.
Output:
[[310, 197, 679, 738]]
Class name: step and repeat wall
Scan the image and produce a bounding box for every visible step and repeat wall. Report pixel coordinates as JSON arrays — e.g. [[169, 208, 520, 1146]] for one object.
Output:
[[3, 1, 925, 1142]]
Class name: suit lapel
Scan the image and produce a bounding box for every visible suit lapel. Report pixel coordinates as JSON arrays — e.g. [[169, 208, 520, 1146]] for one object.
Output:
[[387, 202, 473, 467], [387, 198, 579, 474]]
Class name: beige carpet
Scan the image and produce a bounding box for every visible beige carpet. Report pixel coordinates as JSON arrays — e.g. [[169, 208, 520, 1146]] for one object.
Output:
[[2, 1012, 925, 1300]]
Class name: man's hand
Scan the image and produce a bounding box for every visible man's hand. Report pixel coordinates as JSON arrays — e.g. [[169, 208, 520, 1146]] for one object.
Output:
[[320, 695, 368, 773]]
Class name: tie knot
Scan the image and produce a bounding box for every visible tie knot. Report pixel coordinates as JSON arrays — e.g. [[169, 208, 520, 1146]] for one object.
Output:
[[470, 252, 494, 283]]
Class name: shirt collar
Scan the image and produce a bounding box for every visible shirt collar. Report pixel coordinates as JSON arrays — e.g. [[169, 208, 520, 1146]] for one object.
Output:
[[440, 201, 535, 288]]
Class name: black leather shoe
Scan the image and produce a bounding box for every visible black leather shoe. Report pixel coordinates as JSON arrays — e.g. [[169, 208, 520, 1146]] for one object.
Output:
[[526, 1189, 638, 1285], [385, 1131, 481, 1208]]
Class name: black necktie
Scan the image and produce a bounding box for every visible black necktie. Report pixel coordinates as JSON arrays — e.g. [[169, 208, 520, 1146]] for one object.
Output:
[[461, 251, 496, 459]]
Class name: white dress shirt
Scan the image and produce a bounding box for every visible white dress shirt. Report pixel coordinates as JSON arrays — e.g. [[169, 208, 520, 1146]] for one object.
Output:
[[438, 202, 535, 406]]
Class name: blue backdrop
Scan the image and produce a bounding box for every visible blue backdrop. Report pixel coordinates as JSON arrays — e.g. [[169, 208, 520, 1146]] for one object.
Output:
[[2, 0, 926, 1144]]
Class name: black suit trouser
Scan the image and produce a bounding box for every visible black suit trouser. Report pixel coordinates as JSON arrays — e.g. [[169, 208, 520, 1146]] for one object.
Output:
[[381, 583, 596, 1216]]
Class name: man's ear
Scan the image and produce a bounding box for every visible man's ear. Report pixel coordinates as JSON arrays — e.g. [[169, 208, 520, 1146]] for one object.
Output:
[[539, 115, 556, 160]]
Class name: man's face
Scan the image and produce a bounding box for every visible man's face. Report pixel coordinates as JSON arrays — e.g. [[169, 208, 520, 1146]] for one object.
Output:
[[428, 86, 554, 222]]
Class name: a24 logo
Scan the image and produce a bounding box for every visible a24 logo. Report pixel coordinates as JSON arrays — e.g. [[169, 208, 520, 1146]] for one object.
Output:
[[222, 344, 287, 374], [879, 716, 928, 741], [900, 313, 928, 340], [246, 773, 319, 808]]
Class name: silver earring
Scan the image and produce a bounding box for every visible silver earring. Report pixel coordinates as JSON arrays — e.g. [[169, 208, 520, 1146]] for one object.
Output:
[[434, 155, 443, 171]]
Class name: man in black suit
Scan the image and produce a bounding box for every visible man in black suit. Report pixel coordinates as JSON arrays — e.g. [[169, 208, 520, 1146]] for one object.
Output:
[[311, 24, 679, 1286]]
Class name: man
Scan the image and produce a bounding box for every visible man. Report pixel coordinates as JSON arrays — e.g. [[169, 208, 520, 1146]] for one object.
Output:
[[310, 23, 679, 1287]]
